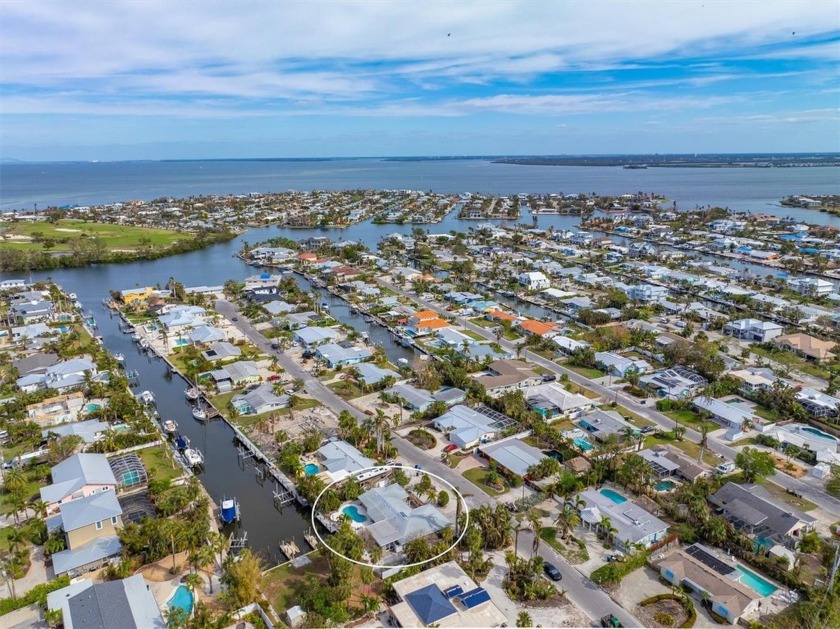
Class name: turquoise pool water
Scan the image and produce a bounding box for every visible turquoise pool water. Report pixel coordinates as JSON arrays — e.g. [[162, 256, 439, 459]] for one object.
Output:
[[800, 426, 835, 441], [174, 338, 189, 346], [573, 437, 594, 452], [304, 463, 319, 476], [342, 505, 368, 523], [85, 403, 102, 412], [654, 480, 676, 492], [600, 488, 627, 504], [167, 584, 194, 616], [735, 566, 777, 596]]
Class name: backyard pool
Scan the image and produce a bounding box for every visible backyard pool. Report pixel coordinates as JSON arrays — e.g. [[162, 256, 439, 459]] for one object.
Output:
[[342, 505, 368, 523], [167, 584, 194, 616], [735, 566, 777, 596], [600, 488, 628, 504], [304, 463, 319, 476], [174, 338, 189, 346], [654, 480, 677, 492], [573, 437, 594, 452], [85, 403, 102, 413]]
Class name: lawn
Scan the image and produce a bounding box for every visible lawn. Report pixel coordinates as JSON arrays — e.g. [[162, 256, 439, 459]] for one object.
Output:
[[0, 219, 185, 252], [469, 318, 497, 329], [462, 467, 508, 496], [138, 444, 183, 484], [643, 434, 719, 466], [564, 365, 604, 379], [539, 527, 590, 565], [615, 405, 655, 427], [327, 379, 365, 400], [664, 409, 718, 432], [461, 329, 486, 342], [758, 478, 817, 512], [261, 551, 329, 615]]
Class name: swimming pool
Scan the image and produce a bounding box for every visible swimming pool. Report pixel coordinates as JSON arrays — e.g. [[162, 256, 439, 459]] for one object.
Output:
[[600, 488, 627, 504], [800, 426, 836, 441], [342, 505, 368, 523], [85, 403, 102, 413], [166, 584, 194, 616], [654, 480, 676, 492], [735, 566, 777, 596], [304, 463, 319, 476], [174, 338, 189, 346], [573, 437, 593, 452]]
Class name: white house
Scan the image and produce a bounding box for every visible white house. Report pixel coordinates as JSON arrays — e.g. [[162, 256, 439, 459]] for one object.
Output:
[[518, 271, 550, 291], [723, 319, 784, 342]]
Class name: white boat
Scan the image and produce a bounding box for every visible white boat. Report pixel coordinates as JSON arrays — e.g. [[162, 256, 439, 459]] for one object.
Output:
[[68, 293, 77, 299], [192, 406, 207, 421], [162, 420, 177, 434], [138, 390, 156, 405], [398, 358, 409, 365], [114, 353, 125, 363], [183, 448, 204, 467], [131, 334, 141, 342], [184, 387, 200, 401], [139, 339, 149, 350]]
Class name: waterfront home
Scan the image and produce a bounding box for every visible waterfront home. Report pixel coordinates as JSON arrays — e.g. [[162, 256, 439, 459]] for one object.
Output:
[[232, 383, 289, 415], [389, 561, 506, 628], [475, 359, 542, 396], [435, 327, 476, 349], [433, 405, 498, 450], [47, 575, 165, 629], [188, 325, 226, 346], [16, 357, 97, 393], [42, 419, 110, 445], [709, 482, 816, 544], [316, 440, 380, 483], [640, 367, 707, 399], [764, 423, 840, 466], [406, 310, 450, 337], [119, 286, 153, 305], [159, 305, 207, 331], [638, 445, 712, 483], [657, 544, 761, 624], [354, 363, 399, 387], [11, 322, 55, 341], [478, 438, 549, 480], [788, 277, 834, 297], [560, 296, 594, 312], [0, 278, 26, 290], [795, 388, 840, 419], [619, 283, 669, 302], [485, 309, 519, 324], [26, 391, 85, 426], [573, 489, 669, 551], [263, 300, 297, 316], [293, 325, 341, 348], [315, 343, 372, 368], [10, 299, 54, 323], [358, 483, 449, 552], [518, 271, 550, 291], [578, 409, 637, 442], [280, 311, 319, 330], [50, 490, 123, 577], [457, 342, 514, 362], [516, 319, 556, 337], [594, 351, 651, 377], [40, 453, 118, 516], [525, 382, 594, 419], [390, 266, 424, 282], [208, 360, 261, 392], [692, 396, 757, 430], [201, 341, 242, 362], [772, 333, 836, 363], [722, 318, 783, 342]]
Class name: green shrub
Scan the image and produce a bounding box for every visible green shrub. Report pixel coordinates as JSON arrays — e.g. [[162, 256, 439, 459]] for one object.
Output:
[[0, 575, 71, 615], [591, 549, 649, 584], [654, 611, 675, 627]]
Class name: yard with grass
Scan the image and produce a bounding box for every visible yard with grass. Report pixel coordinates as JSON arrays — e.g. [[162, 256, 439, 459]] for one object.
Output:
[[462, 467, 508, 496], [539, 527, 590, 564], [643, 433, 719, 466], [758, 479, 817, 512], [615, 405, 655, 427], [564, 364, 604, 379], [461, 329, 487, 342], [261, 551, 329, 615], [663, 409, 718, 432], [751, 345, 836, 381], [0, 219, 185, 252], [138, 444, 183, 485]]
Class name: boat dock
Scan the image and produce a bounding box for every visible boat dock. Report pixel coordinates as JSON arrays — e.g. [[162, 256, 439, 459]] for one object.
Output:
[[303, 528, 319, 550], [279, 538, 301, 560]]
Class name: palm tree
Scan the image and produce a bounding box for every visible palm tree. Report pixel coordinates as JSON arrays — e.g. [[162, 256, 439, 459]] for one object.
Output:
[[698, 424, 710, 462], [3, 468, 26, 495], [527, 510, 542, 557], [184, 571, 203, 605], [599, 516, 617, 544], [554, 505, 581, 540]]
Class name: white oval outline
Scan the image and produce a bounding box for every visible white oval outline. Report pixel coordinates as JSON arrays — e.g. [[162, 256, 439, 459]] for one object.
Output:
[[310, 464, 470, 570]]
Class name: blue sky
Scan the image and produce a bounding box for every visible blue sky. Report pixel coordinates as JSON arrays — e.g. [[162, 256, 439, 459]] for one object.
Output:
[[1, 1, 838, 160]]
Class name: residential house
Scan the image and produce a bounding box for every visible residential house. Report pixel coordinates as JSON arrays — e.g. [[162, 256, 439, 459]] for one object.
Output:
[[525, 382, 594, 419], [657, 545, 762, 624], [594, 351, 651, 377], [293, 326, 341, 348], [485, 309, 519, 325], [406, 310, 450, 337], [479, 438, 549, 480], [578, 409, 638, 442], [391, 266, 423, 282], [517, 319, 557, 338], [772, 333, 836, 363], [47, 575, 165, 629], [553, 335, 590, 355], [11, 322, 55, 342], [692, 396, 756, 430], [796, 388, 840, 419], [436, 327, 476, 349], [119, 287, 153, 305], [729, 367, 783, 396], [389, 561, 506, 628], [638, 446, 712, 483], [358, 483, 449, 552], [315, 343, 373, 368], [42, 420, 110, 445], [50, 490, 123, 576], [433, 405, 498, 450], [26, 391, 85, 427], [788, 277, 834, 297], [11, 300, 54, 323], [201, 341, 242, 362], [16, 357, 97, 393], [709, 482, 816, 544], [476, 360, 542, 396], [518, 271, 550, 291], [574, 489, 669, 551], [458, 343, 514, 362], [40, 453, 118, 516], [158, 305, 206, 331], [207, 360, 261, 393], [354, 363, 399, 388], [622, 283, 669, 302], [640, 368, 708, 399], [231, 384, 289, 416], [316, 440, 382, 483], [723, 319, 784, 342], [264, 300, 297, 316], [188, 325, 225, 346]]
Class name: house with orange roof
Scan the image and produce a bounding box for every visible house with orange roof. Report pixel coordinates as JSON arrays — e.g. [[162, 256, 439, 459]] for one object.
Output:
[[298, 252, 319, 265], [517, 319, 557, 337], [406, 310, 450, 337], [486, 310, 519, 324]]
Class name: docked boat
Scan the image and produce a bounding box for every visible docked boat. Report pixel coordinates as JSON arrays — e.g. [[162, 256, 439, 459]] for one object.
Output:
[[183, 448, 204, 468], [131, 333, 141, 342], [162, 419, 177, 434], [139, 339, 150, 350], [349, 307, 358, 314], [363, 315, 373, 323], [138, 390, 156, 405], [68, 293, 77, 300], [219, 497, 240, 524], [175, 434, 189, 450], [184, 387, 200, 401], [192, 404, 207, 421], [398, 358, 409, 366], [321, 301, 330, 311]]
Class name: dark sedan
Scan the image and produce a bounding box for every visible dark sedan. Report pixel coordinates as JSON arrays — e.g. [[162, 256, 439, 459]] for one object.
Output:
[[543, 562, 562, 581]]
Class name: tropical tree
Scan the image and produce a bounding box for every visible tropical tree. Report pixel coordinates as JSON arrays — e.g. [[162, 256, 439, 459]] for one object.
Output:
[[554, 505, 581, 540], [221, 549, 264, 608], [735, 447, 776, 483], [517, 611, 533, 627]]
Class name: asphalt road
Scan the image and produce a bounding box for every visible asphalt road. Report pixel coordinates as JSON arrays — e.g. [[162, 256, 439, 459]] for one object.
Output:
[[378, 281, 840, 518]]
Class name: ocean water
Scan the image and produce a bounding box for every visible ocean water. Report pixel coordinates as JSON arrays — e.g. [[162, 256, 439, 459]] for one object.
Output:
[[1, 159, 839, 226]]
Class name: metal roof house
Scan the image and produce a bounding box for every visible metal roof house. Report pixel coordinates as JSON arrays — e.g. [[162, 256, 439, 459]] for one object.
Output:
[[50, 490, 123, 576], [47, 574, 165, 629], [315, 343, 373, 368], [232, 383, 290, 415], [692, 396, 756, 429], [578, 409, 638, 442], [524, 382, 594, 419], [433, 405, 498, 450], [316, 440, 380, 483], [573, 489, 669, 551], [293, 326, 341, 348], [479, 438, 548, 479], [40, 453, 118, 514], [358, 483, 450, 552], [354, 363, 400, 387]]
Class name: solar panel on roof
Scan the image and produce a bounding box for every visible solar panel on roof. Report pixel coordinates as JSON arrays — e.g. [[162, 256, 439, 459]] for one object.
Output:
[[685, 545, 735, 576], [444, 585, 464, 598], [459, 587, 491, 609]]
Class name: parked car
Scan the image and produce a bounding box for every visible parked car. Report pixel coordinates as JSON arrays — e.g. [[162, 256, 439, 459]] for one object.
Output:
[[231, 316, 238, 321], [601, 615, 623, 628], [267, 375, 281, 382], [640, 425, 655, 434], [543, 562, 562, 581], [541, 374, 557, 382], [443, 444, 459, 453]]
